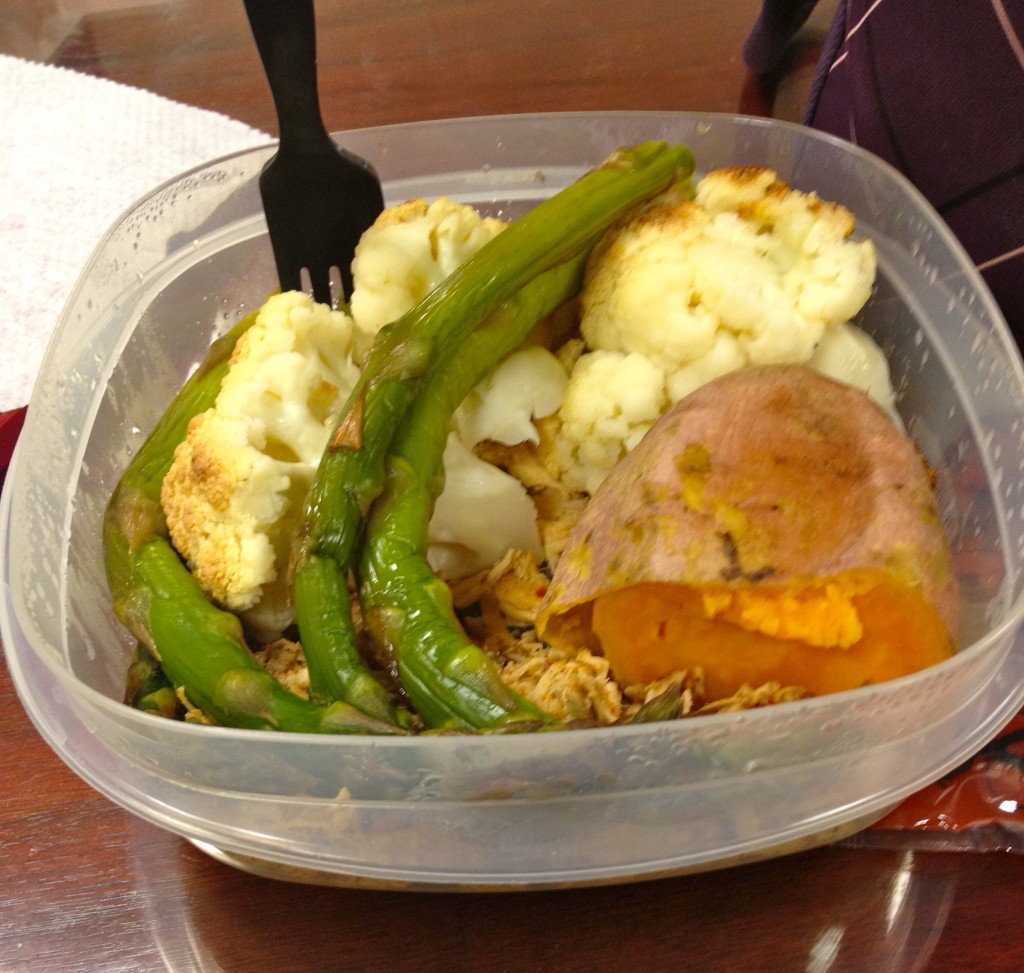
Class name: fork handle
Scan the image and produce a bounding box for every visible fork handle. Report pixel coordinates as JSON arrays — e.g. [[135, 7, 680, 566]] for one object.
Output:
[[242, 0, 329, 146]]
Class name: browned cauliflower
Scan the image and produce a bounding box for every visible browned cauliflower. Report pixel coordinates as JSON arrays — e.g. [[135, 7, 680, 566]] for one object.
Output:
[[551, 166, 884, 494], [349, 196, 506, 350], [161, 291, 362, 637], [161, 199, 518, 637]]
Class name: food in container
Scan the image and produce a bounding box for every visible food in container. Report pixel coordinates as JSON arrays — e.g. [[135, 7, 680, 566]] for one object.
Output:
[[3, 113, 1023, 889]]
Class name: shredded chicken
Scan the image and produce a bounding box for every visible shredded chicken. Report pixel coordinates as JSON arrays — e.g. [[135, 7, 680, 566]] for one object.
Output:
[[501, 646, 623, 724], [699, 682, 809, 714], [254, 638, 311, 700], [622, 668, 706, 719], [246, 551, 809, 726], [473, 432, 590, 570]]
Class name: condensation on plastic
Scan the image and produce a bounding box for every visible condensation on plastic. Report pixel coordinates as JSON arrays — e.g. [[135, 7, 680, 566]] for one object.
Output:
[[3, 112, 1024, 890], [847, 707, 1024, 854]]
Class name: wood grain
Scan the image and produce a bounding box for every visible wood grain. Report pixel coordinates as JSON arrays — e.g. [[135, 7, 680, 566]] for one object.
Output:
[[5, 0, 826, 132]]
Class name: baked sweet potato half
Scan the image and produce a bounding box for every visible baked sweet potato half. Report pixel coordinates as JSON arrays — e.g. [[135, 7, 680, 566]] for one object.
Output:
[[537, 364, 959, 699]]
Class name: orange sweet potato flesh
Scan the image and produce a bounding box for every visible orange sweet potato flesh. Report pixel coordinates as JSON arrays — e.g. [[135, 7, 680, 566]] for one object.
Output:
[[589, 571, 953, 698], [538, 365, 960, 698]]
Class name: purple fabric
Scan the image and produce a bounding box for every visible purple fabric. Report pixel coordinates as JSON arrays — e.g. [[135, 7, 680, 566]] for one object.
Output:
[[743, 0, 822, 75], [746, 0, 1024, 342]]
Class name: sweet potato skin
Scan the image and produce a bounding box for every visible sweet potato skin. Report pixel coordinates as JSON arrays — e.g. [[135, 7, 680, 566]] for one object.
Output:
[[539, 364, 960, 651]]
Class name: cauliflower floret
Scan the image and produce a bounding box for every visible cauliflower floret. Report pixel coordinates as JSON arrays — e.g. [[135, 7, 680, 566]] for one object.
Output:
[[665, 328, 746, 402], [162, 199, 510, 634], [582, 166, 876, 375], [552, 350, 669, 496], [428, 434, 545, 579], [696, 167, 877, 325], [349, 196, 506, 351], [453, 346, 569, 449], [555, 165, 879, 492], [807, 320, 897, 418], [161, 291, 361, 637], [578, 198, 716, 368], [429, 346, 569, 579]]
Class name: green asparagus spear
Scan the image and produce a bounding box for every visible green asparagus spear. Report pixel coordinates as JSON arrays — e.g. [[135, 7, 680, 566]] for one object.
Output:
[[104, 312, 255, 603], [358, 258, 586, 729], [295, 141, 696, 711], [130, 536, 400, 732], [103, 311, 405, 734], [125, 643, 181, 719]]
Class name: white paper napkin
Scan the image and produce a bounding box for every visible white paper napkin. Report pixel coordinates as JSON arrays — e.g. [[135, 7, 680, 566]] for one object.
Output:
[[0, 54, 271, 413]]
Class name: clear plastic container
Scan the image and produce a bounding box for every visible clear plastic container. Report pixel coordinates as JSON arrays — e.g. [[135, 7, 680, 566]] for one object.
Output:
[[4, 112, 1024, 890]]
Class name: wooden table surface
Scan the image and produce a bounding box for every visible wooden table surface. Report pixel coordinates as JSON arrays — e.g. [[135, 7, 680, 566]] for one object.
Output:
[[2, 1, 1023, 970]]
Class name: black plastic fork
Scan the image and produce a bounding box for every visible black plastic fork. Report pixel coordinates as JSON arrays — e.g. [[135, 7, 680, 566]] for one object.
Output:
[[242, 0, 384, 306]]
